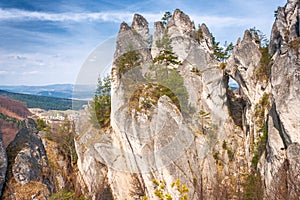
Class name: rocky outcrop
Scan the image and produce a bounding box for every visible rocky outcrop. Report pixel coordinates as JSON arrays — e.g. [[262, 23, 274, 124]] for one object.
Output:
[[259, 0, 300, 197], [131, 14, 149, 44], [2, 118, 54, 199], [225, 29, 271, 169], [269, 0, 300, 144], [74, 107, 113, 199], [0, 135, 7, 197], [76, 2, 299, 199], [76, 9, 247, 200], [167, 9, 195, 37], [151, 21, 165, 58], [226, 0, 300, 197]]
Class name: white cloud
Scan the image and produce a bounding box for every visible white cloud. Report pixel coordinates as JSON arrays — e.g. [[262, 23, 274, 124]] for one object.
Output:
[[0, 8, 162, 23], [22, 70, 40, 75], [0, 50, 85, 85], [191, 15, 265, 28], [0, 7, 269, 30]]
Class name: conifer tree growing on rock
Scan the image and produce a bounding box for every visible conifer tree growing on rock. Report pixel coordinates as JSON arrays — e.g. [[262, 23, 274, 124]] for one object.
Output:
[[161, 11, 172, 26], [153, 30, 181, 79], [212, 37, 234, 62], [89, 75, 111, 128]]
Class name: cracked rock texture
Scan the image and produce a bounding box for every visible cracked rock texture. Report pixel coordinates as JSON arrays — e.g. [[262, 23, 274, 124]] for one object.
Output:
[[0, 135, 7, 197], [2, 119, 54, 199], [75, 1, 300, 199]]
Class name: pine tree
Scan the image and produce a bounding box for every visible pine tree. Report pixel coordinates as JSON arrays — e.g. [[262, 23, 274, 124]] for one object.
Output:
[[90, 75, 111, 128], [153, 30, 181, 78], [161, 11, 172, 26]]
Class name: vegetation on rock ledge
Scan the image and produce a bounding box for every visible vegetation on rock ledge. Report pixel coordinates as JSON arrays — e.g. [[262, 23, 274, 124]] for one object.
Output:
[[89, 75, 111, 128]]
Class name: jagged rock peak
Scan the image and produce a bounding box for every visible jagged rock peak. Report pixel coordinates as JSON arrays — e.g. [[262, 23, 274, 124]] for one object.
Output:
[[200, 23, 211, 38], [119, 21, 130, 33], [154, 21, 165, 31], [200, 23, 213, 48], [243, 29, 260, 45], [167, 9, 195, 34], [286, 0, 299, 11], [269, 0, 299, 56], [151, 21, 165, 57], [131, 14, 148, 30], [131, 14, 149, 42]]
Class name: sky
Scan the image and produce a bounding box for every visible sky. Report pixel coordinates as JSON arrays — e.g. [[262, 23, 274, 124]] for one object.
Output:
[[0, 0, 286, 86]]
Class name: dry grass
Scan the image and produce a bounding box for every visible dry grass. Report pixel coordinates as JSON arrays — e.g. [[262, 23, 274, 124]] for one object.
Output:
[[3, 179, 49, 200]]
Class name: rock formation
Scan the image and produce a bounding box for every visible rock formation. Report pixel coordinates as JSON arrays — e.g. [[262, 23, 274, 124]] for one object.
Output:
[[2, 119, 54, 199], [0, 135, 7, 197], [75, 1, 300, 199], [261, 0, 300, 198], [76, 9, 244, 200]]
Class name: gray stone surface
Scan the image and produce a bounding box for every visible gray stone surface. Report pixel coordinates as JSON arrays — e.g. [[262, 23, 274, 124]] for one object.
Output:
[[76, 3, 300, 199], [3, 118, 54, 197], [260, 0, 300, 196], [76, 9, 243, 200], [0, 135, 7, 198]]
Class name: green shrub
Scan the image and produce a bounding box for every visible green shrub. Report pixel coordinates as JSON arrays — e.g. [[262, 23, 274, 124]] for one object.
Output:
[[49, 190, 75, 200], [191, 67, 201, 76], [213, 152, 219, 162], [212, 37, 234, 62], [146, 66, 189, 115], [45, 116, 78, 167], [115, 49, 142, 77], [254, 93, 270, 127], [252, 93, 269, 169], [227, 149, 234, 161], [252, 124, 268, 169], [49, 190, 87, 200], [222, 141, 227, 149], [194, 25, 203, 44], [129, 83, 181, 114], [288, 37, 300, 57], [255, 47, 272, 82], [36, 118, 47, 131], [241, 171, 264, 200], [161, 11, 172, 26]]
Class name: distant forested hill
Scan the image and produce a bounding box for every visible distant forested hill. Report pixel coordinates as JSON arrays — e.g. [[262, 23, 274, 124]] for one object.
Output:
[[0, 84, 96, 100], [0, 90, 87, 110], [0, 84, 73, 99]]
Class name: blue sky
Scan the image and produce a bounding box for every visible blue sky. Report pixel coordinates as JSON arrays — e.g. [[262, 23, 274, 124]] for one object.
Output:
[[0, 0, 286, 85]]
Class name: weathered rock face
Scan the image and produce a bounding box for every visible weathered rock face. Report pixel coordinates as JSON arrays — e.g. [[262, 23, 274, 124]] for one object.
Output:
[[131, 14, 149, 44], [259, 0, 300, 197], [2, 118, 54, 199], [76, 2, 299, 199], [76, 9, 247, 200], [151, 21, 165, 58], [269, 0, 300, 144], [0, 135, 7, 198], [74, 107, 113, 200], [226, 0, 300, 197], [225, 29, 271, 171], [226, 30, 266, 99]]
